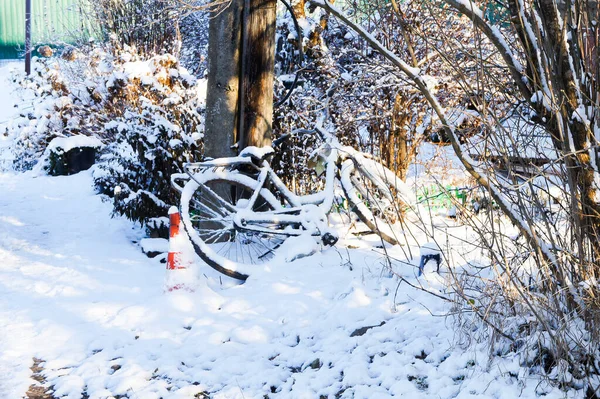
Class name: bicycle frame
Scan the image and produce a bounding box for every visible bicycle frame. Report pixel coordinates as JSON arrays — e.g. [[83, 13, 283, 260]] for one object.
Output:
[[171, 84, 423, 278], [173, 126, 349, 238]]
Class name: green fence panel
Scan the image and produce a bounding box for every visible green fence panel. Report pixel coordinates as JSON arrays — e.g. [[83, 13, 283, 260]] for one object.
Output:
[[0, 0, 95, 59], [0, 0, 23, 58], [417, 185, 468, 210]]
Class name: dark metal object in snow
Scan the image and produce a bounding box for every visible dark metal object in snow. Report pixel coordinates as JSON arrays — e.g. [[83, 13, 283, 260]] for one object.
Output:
[[418, 254, 441, 276], [47, 147, 97, 176]]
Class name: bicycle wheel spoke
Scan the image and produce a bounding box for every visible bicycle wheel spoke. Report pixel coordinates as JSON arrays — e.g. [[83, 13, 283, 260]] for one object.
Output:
[[192, 189, 232, 217], [253, 235, 279, 254], [181, 170, 295, 278], [205, 229, 229, 243], [190, 203, 224, 220], [198, 182, 238, 214]]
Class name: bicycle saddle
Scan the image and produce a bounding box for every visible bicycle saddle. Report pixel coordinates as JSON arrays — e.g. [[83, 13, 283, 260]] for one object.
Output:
[[239, 146, 275, 165]]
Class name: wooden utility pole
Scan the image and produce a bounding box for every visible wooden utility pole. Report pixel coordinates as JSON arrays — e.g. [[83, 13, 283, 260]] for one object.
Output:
[[204, 0, 244, 158], [25, 0, 32, 74], [204, 0, 277, 158], [239, 0, 277, 148]]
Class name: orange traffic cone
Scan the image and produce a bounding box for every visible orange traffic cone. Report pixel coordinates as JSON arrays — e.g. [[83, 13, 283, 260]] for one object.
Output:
[[167, 209, 185, 271], [165, 206, 194, 291]]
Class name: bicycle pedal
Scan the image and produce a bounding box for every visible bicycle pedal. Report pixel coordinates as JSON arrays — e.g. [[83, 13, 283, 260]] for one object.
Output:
[[321, 232, 338, 247]]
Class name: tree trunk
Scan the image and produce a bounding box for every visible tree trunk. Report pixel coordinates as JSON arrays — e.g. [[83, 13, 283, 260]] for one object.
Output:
[[240, 0, 277, 148], [204, 0, 243, 158]]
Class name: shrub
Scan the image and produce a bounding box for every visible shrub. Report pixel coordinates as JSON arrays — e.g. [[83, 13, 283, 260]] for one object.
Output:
[[93, 55, 204, 225], [7, 48, 204, 231]]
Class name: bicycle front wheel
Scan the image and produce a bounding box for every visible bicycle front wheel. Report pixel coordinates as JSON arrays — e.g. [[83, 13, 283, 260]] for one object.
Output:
[[181, 169, 287, 280], [340, 159, 414, 245]]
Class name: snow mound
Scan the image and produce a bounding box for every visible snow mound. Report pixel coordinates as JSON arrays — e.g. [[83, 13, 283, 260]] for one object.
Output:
[[47, 135, 104, 153]]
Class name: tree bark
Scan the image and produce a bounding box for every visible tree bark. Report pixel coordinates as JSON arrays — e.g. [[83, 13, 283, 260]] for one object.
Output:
[[204, 0, 243, 158], [240, 0, 277, 148]]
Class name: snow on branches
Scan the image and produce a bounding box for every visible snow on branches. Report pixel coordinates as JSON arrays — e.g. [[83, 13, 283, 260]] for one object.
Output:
[[7, 46, 204, 230]]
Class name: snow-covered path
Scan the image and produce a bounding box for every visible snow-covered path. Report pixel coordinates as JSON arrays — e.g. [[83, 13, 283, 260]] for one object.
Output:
[[0, 170, 574, 399], [0, 171, 161, 397]]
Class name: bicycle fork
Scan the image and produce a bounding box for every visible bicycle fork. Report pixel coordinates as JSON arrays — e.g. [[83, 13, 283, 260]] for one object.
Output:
[[299, 204, 338, 247]]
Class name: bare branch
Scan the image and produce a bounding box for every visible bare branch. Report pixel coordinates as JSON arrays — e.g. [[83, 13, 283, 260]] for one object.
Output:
[[443, 0, 532, 99]]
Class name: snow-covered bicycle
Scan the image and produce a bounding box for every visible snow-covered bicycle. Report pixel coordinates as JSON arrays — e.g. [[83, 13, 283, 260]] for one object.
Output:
[[171, 122, 414, 280]]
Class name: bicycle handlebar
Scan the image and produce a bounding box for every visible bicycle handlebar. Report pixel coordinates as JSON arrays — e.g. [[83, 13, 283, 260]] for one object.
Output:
[[272, 128, 316, 148], [272, 126, 330, 148]]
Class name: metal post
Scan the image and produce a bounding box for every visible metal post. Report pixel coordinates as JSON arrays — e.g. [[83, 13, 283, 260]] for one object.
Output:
[[25, 0, 31, 74]]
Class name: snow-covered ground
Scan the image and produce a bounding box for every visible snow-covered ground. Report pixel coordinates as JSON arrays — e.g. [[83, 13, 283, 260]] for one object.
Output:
[[0, 64, 580, 399], [0, 170, 576, 399]]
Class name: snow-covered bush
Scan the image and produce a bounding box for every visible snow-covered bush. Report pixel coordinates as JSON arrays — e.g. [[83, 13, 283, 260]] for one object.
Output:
[[8, 58, 103, 171], [309, 0, 600, 390], [7, 47, 204, 230], [94, 56, 203, 227], [91, 53, 204, 226]]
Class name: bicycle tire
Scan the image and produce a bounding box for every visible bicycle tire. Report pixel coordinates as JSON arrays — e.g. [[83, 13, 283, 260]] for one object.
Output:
[[340, 158, 414, 245], [180, 169, 287, 280]]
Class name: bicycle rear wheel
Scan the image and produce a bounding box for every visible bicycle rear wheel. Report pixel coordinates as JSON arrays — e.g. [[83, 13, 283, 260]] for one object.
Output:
[[340, 158, 414, 245], [181, 169, 287, 280]]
